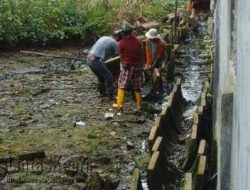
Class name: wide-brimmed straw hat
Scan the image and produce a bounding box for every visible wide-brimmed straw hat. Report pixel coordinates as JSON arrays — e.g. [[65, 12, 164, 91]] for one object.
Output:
[[145, 28, 161, 39]]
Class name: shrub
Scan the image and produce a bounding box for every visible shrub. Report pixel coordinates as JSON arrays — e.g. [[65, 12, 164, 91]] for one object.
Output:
[[0, 0, 176, 46]]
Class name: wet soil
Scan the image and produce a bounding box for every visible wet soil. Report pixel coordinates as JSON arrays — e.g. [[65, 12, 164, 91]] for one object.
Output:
[[0, 18, 213, 190], [0, 47, 159, 189]]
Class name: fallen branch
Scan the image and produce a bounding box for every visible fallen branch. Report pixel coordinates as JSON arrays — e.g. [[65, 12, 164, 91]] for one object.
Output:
[[20, 51, 86, 62]]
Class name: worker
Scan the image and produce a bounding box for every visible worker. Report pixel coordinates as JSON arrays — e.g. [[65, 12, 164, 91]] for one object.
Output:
[[87, 33, 121, 99], [187, 0, 210, 18], [113, 21, 143, 113], [144, 28, 167, 71]]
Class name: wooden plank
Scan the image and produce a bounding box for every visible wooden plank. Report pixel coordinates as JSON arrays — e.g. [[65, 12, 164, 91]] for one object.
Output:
[[198, 140, 206, 155], [154, 117, 161, 129], [193, 113, 199, 125], [160, 105, 169, 116], [147, 150, 163, 190], [197, 156, 206, 175], [168, 89, 175, 99], [204, 81, 210, 89], [198, 105, 203, 115], [130, 168, 143, 190], [104, 56, 120, 64], [175, 77, 182, 85], [182, 124, 198, 171], [191, 124, 198, 139], [201, 98, 206, 107], [20, 50, 85, 61], [152, 137, 163, 152], [167, 96, 173, 107], [195, 156, 207, 190], [201, 92, 206, 99], [184, 173, 192, 190], [148, 116, 163, 148], [148, 151, 160, 171], [148, 126, 158, 143], [173, 85, 178, 93]]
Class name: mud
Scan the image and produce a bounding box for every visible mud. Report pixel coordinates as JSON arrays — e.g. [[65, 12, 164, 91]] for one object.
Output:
[[0, 47, 157, 189]]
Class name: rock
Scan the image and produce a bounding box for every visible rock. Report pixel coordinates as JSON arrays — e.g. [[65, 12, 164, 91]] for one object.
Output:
[[75, 121, 86, 127], [96, 157, 111, 165], [104, 112, 114, 120], [32, 87, 50, 96], [110, 131, 116, 137], [39, 102, 55, 109], [111, 122, 120, 126], [126, 141, 134, 149], [91, 162, 97, 168]]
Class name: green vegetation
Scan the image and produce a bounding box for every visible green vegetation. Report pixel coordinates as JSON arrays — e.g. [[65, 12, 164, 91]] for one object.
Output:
[[0, 0, 177, 46]]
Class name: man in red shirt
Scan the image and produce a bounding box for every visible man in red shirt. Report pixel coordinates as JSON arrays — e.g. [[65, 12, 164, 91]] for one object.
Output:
[[113, 21, 143, 113]]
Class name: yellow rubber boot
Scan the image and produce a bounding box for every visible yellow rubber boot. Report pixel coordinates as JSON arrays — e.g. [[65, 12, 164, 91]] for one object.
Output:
[[113, 88, 125, 111], [135, 91, 142, 111]]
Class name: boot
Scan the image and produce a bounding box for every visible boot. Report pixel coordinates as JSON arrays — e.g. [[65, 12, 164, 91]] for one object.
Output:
[[98, 81, 107, 97], [113, 88, 125, 111], [135, 91, 142, 111]]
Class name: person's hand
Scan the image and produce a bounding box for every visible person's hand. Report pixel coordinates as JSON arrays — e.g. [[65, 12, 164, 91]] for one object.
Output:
[[87, 53, 95, 61], [144, 64, 153, 70]]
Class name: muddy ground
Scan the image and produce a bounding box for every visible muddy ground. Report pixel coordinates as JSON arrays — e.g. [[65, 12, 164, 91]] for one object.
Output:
[[0, 47, 163, 190], [0, 17, 213, 190]]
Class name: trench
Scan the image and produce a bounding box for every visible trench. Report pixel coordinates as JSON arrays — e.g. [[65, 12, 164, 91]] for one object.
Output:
[[0, 12, 216, 190], [138, 17, 216, 190]]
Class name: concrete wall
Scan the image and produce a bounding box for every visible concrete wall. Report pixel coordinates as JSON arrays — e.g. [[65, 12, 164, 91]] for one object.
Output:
[[214, 0, 250, 189]]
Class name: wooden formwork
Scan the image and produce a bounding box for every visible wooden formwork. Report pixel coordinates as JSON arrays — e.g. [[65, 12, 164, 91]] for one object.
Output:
[[148, 78, 183, 148], [194, 155, 207, 190], [146, 78, 185, 190], [182, 123, 198, 171], [130, 168, 143, 190], [183, 173, 193, 190], [181, 140, 207, 190], [147, 151, 166, 190], [148, 116, 163, 150], [151, 136, 163, 152], [168, 88, 185, 134], [148, 136, 173, 190], [181, 83, 211, 189], [182, 82, 210, 172]]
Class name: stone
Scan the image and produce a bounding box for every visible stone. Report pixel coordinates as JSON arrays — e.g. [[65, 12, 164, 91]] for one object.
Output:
[[126, 141, 134, 149], [104, 112, 114, 120], [75, 121, 86, 127], [96, 157, 111, 165], [110, 131, 116, 137]]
